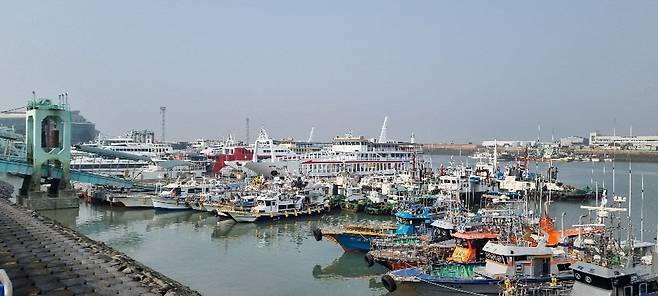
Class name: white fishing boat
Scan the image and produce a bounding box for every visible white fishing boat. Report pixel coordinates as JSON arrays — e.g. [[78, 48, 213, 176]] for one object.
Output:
[[226, 189, 328, 223], [151, 179, 209, 210], [109, 193, 155, 208], [152, 196, 190, 210], [217, 195, 257, 217]]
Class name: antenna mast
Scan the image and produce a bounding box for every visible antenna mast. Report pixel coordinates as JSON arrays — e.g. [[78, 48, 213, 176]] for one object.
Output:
[[159, 106, 166, 142]]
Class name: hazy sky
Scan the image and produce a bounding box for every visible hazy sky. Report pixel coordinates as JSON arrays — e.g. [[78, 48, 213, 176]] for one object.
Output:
[[1, 1, 657, 143]]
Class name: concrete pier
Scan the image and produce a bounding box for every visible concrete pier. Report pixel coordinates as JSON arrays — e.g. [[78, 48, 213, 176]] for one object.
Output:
[[17, 190, 79, 210], [0, 198, 200, 295]]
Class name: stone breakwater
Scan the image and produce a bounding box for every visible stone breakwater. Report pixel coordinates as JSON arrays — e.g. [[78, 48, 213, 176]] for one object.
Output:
[[0, 198, 201, 295]]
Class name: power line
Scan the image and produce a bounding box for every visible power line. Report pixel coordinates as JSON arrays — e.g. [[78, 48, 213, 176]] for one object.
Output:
[[0, 106, 26, 113]]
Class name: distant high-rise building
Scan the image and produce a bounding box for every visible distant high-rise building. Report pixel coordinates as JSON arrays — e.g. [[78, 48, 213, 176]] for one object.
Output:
[[129, 129, 156, 143], [0, 110, 99, 144]]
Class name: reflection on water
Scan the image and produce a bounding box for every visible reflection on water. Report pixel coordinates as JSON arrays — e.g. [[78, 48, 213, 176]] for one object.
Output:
[[313, 252, 388, 279], [27, 156, 658, 296], [40, 203, 397, 296]]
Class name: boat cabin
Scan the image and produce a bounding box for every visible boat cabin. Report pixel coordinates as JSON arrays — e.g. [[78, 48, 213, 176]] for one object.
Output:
[[254, 193, 301, 213], [476, 242, 567, 280], [394, 207, 433, 236], [449, 231, 498, 264], [571, 261, 658, 296]]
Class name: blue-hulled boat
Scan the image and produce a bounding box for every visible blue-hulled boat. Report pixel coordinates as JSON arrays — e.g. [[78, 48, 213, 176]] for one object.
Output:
[[312, 206, 435, 252]]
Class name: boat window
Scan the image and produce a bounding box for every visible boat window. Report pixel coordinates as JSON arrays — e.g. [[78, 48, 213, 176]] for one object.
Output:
[[532, 258, 550, 278], [485, 252, 507, 264], [557, 263, 571, 271], [623, 286, 632, 296], [640, 283, 647, 294]]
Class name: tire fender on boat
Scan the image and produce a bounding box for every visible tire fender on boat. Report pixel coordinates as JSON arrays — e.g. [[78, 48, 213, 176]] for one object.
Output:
[[381, 274, 397, 292], [364, 253, 375, 267], [312, 228, 323, 241]]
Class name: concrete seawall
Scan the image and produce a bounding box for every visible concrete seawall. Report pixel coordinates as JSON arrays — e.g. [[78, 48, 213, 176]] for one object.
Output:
[[0, 195, 200, 295]]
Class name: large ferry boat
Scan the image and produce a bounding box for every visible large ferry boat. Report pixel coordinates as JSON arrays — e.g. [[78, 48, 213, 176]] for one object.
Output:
[[236, 132, 416, 178], [217, 118, 418, 178], [69, 131, 187, 180], [81, 136, 173, 158], [298, 134, 414, 177]]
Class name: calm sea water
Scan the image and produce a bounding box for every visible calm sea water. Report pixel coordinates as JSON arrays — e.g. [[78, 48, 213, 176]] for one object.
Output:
[[5, 155, 658, 296]]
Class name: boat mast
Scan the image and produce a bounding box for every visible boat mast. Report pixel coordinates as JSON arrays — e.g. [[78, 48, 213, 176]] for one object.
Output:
[[641, 174, 644, 241], [378, 116, 388, 143], [627, 152, 633, 255], [602, 164, 606, 191], [595, 181, 598, 208], [493, 139, 498, 176], [609, 118, 618, 207], [252, 139, 259, 162], [307, 127, 314, 143]]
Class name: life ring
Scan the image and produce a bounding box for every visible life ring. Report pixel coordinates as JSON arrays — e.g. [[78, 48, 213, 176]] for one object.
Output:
[[312, 228, 323, 241], [381, 274, 397, 292]]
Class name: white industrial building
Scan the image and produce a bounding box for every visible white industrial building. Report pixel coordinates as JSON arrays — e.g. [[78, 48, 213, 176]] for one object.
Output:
[[481, 140, 536, 148], [559, 136, 587, 147], [589, 132, 658, 150]]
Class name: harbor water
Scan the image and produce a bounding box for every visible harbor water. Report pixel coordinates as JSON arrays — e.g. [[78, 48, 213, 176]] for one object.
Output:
[[6, 155, 658, 296]]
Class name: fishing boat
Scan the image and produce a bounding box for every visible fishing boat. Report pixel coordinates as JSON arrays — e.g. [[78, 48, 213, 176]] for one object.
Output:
[[367, 230, 497, 271], [382, 240, 574, 295], [151, 179, 208, 210], [569, 189, 658, 296], [225, 189, 329, 223], [313, 207, 434, 252], [366, 237, 455, 270], [152, 195, 190, 210], [109, 192, 155, 208], [216, 194, 257, 217], [339, 187, 367, 212]]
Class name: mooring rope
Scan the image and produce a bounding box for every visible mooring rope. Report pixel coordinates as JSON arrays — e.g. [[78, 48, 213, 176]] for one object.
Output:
[[417, 277, 490, 296]]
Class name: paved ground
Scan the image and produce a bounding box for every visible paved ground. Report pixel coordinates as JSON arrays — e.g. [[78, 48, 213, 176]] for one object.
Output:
[[0, 198, 200, 295]]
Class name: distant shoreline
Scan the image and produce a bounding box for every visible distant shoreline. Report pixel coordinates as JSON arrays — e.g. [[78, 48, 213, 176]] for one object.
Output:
[[420, 145, 658, 163]]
